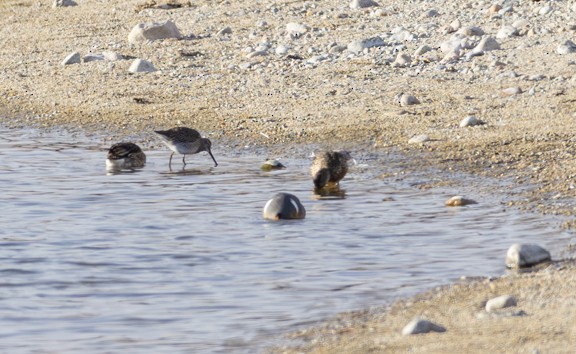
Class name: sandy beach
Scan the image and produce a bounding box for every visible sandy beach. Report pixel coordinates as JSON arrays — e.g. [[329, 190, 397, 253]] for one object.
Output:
[[1, 0, 576, 352]]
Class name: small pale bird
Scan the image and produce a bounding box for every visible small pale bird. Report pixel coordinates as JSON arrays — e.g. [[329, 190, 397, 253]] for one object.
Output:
[[106, 142, 146, 170], [154, 127, 218, 168], [263, 193, 306, 220], [310, 151, 352, 189]]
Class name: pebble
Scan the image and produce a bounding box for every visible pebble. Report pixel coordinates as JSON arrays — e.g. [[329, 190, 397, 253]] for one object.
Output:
[[263, 193, 306, 220], [442, 19, 461, 34], [502, 87, 522, 96], [246, 50, 268, 58], [414, 44, 432, 57], [261, 159, 286, 171], [396, 93, 419, 106], [539, 6, 552, 16], [61, 52, 80, 65], [102, 51, 123, 61], [350, 0, 379, 9], [275, 45, 289, 55], [128, 20, 182, 44], [457, 26, 484, 37], [496, 25, 519, 39], [128, 59, 156, 73], [286, 22, 309, 36], [486, 295, 517, 312], [83, 54, 105, 63], [472, 37, 500, 54], [557, 40, 576, 55], [52, 0, 76, 7], [217, 27, 232, 36], [445, 196, 477, 206], [459, 115, 482, 127], [408, 134, 430, 144], [506, 243, 551, 268], [347, 37, 385, 54], [392, 53, 411, 67], [401, 318, 446, 335]]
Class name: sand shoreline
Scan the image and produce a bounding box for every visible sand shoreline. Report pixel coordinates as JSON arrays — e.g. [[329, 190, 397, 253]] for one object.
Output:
[[2, 0, 576, 352]]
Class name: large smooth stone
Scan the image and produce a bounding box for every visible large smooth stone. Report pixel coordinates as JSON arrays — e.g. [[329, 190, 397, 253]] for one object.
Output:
[[128, 20, 182, 44], [506, 243, 551, 268]]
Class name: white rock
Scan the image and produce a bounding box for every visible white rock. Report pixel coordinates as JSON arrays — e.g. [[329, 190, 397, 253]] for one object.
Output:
[[486, 295, 517, 312], [472, 37, 500, 54], [83, 54, 105, 63], [53, 0, 76, 7], [246, 50, 268, 58], [421, 9, 439, 18], [102, 51, 123, 61], [217, 27, 232, 36], [408, 134, 430, 144], [506, 243, 551, 268], [275, 45, 289, 55], [128, 59, 156, 73], [539, 6, 552, 15], [128, 20, 182, 44], [442, 19, 461, 34], [393, 53, 411, 67], [402, 318, 446, 335], [286, 22, 309, 35], [496, 25, 519, 39], [414, 44, 433, 57], [502, 87, 522, 96], [445, 196, 477, 206], [557, 40, 576, 55], [347, 37, 385, 53], [61, 52, 80, 65], [459, 115, 481, 127], [440, 35, 466, 54], [390, 30, 416, 42], [350, 0, 379, 9], [457, 26, 484, 37], [397, 93, 419, 106]]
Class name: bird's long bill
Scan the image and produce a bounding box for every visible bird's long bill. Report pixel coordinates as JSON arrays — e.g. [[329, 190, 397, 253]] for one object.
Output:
[[208, 149, 218, 167]]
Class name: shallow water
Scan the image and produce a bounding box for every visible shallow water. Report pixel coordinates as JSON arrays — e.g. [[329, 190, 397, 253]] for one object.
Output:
[[0, 126, 571, 353]]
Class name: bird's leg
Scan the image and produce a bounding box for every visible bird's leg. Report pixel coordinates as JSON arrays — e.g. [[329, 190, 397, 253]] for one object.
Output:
[[182, 155, 187, 165], [169, 152, 174, 167]]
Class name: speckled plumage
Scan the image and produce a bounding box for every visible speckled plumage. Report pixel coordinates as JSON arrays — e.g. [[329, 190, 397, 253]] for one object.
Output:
[[310, 151, 352, 189], [106, 142, 146, 169], [154, 127, 218, 167]]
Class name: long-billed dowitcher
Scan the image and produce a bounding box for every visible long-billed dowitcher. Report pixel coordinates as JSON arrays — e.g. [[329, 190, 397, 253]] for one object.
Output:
[[263, 193, 306, 220], [106, 142, 146, 170], [310, 150, 352, 189], [154, 127, 218, 167]]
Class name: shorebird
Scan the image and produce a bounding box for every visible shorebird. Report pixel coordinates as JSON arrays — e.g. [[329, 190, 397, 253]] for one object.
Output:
[[263, 193, 306, 220], [154, 127, 218, 167], [106, 142, 146, 170], [310, 150, 352, 189]]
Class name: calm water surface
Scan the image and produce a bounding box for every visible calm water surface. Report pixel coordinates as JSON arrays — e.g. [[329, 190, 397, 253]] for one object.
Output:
[[0, 127, 572, 353]]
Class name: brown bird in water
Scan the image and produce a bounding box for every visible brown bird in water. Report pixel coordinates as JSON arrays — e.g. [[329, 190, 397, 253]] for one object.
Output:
[[310, 151, 353, 189], [106, 142, 146, 170]]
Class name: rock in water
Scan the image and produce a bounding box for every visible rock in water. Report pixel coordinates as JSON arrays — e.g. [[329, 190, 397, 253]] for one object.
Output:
[[263, 193, 306, 220], [506, 243, 551, 268]]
